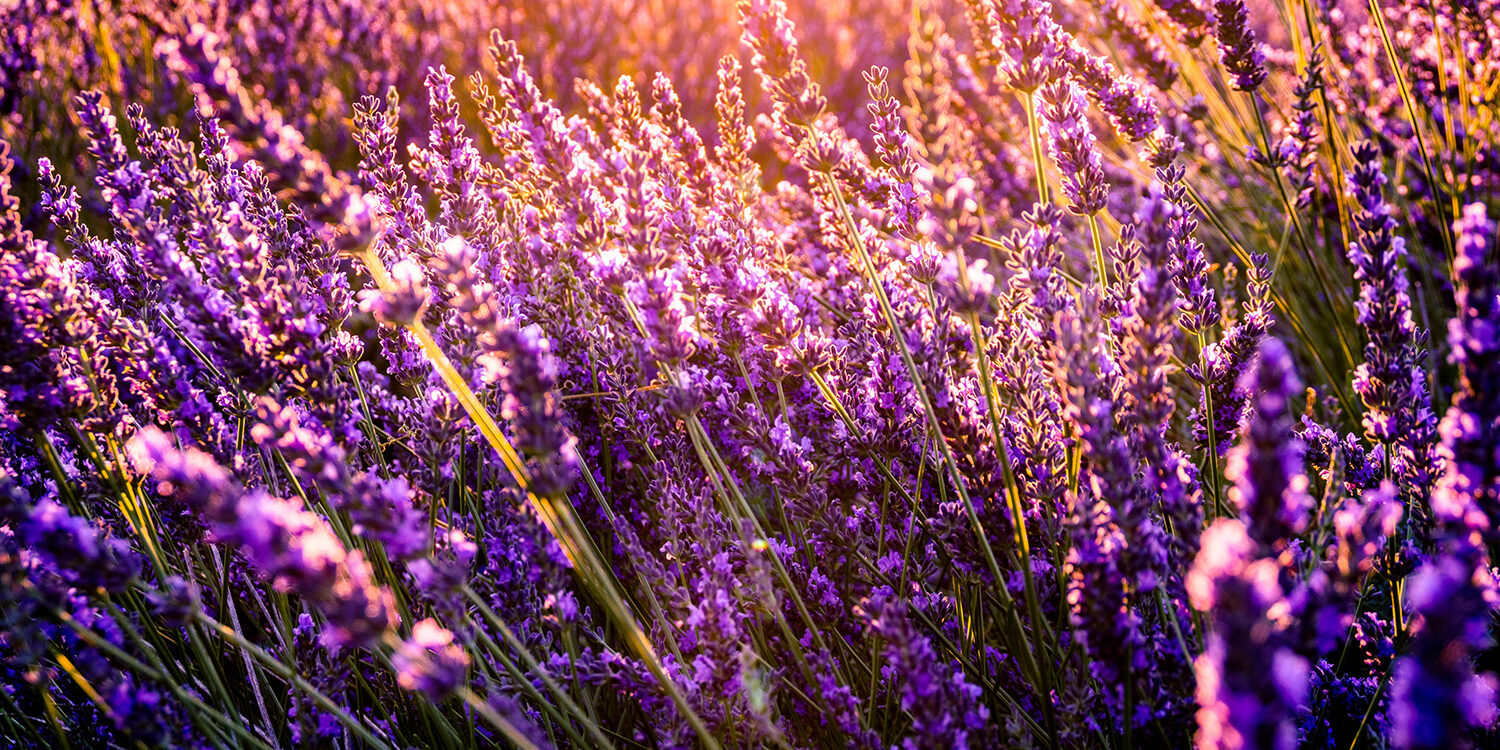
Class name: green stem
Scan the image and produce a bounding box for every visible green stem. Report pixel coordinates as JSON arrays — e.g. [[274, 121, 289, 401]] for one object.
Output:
[[460, 586, 615, 749], [50, 604, 276, 750], [1022, 92, 1051, 206], [1087, 212, 1109, 288], [1198, 331, 1227, 523], [194, 611, 396, 750]]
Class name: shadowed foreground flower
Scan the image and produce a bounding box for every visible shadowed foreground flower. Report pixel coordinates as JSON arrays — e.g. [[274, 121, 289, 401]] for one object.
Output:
[[1433, 203, 1500, 545], [1390, 556, 1498, 750], [1212, 0, 1266, 90], [1390, 202, 1500, 750], [1190, 519, 1309, 750], [1225, 337, 1311, 551]]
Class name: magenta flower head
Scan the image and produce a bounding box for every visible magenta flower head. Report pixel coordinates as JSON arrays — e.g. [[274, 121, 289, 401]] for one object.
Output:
[[1189, 519, 1309, 750]]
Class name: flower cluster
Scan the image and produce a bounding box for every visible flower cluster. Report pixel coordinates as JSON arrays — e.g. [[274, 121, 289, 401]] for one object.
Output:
[[0, 1, 1496, 748]]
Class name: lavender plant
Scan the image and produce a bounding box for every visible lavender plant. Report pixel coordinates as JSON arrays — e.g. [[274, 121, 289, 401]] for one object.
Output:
[[0, 0, 1497, 748]]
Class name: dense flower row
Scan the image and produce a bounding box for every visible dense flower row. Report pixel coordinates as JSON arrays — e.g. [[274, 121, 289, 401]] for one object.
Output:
[[0, 0, 1497, 748]]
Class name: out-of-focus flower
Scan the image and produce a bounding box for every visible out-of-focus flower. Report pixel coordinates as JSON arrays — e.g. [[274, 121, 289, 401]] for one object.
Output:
[[393, 619, 471, 701], [1190, 519, 1309, 750], [360, 257, 430, 327]]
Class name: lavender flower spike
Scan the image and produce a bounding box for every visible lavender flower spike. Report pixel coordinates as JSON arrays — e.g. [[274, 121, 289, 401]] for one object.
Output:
[[1039, 77, 1107, 217], [1432, 203, 1500, 548], [1390, 556, 1499, 750], [128, 428, 396, 649], [1348, 141, 1439, 511], [1189, 519, 1309, 750], [393, 619, 471, 701], [1225, 337, 1312, 550], [1212, 0, 1266, 90]]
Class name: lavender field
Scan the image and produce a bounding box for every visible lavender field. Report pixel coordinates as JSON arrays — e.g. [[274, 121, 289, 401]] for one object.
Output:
[[0, 0, 1496, 747]]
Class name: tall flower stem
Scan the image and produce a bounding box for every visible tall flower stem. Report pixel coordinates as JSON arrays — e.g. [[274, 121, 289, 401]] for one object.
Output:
[[1088, 212, 1109, 287], [1198, 331, 1226, 523], [1022, 93, 1052, 206]]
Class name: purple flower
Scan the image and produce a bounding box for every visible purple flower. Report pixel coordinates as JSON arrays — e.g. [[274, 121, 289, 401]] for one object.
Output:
[[1282, 53, 1325, 206], [936, 255, 995, 315], [968, 0, 1063, 94], [1057, 31, 1161, 142], [1189, 519, 1309, 750], [360, 257, 430, 328], [714, 55, 756, 181], [438, 237, 579, 496], [128, 428, 395, 649], [1212, 0, 1267, 90], [1152, 0, 1212, 43], [737, 0, 827, 127], [856, 590, 990, 749], [864, 65, 929, 238], [1300, 417, 1386, 497], [1192, 254, 1274, 455], [4, 6, 1495, 747], [1224, 338, 1312, 550], [1347, 141, 1439, 513], [21, 498, 142, 593], [1390, 556, 1499, 749], [1388, 203, 1500, 750], [1100, 0, 1179, 90], [1039, 78, 1108, 216], [1432, 204, 1500, 549], [250, 397, 428, 559], [393, 619, 471, 701]]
